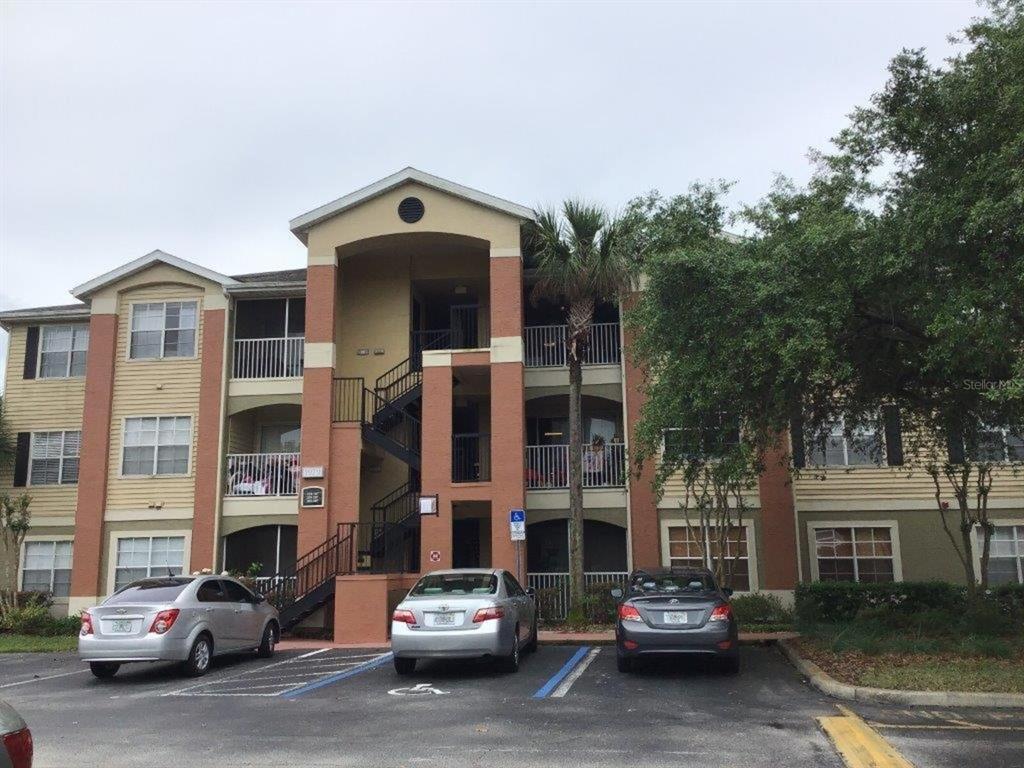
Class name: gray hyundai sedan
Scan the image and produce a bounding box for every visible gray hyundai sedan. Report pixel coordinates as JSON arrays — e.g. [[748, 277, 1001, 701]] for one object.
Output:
[[613, 567, 739, 673], [390, 569, 538, 674], [79, 575, 280, 679]]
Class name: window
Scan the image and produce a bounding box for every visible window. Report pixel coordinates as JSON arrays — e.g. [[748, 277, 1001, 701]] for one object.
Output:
[[21, 540, 72, 597], [39, 325, 89, 378], [107, 577, 193, 603], [814, 526, 895, 582], [114, 536, 185, 591], [122, 416, 191, 475], [410, 573, 498, 595], [665, 525, 751, 591], [259, 424, 301, 453], [662, 414, 740, 459], [985, 525, 1023, 585], [129, 301, 197, 359], [807, 417, 882, 467], [29, 431, 80, 485], [196, 580, 227, 603], [223, 580, 255, 603], [972, 426, 1024, 463]]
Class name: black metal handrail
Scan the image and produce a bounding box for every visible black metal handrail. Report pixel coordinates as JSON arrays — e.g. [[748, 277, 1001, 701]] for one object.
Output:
[[370, 480, 419, 525], [375, 330, 452, 404], [453, 432, 491, 483], [354, 519, 421, 575], [332, 377, 365, 422], [364, 388, 421, 456], [261, 523, 357, 610]]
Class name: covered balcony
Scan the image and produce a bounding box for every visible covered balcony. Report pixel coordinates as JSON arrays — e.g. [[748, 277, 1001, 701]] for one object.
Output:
[[523, 297, 621, 368], [231, 297, 305, 379], [451, 367, 491, 483], [224, 405, 301, 499], [525, 395, 626, 490]]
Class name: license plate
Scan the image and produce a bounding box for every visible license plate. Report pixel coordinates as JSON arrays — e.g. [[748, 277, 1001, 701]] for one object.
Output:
[[663, 611, 689, 625], [109, 619, 134, 633], [432, 613, 456, 626]]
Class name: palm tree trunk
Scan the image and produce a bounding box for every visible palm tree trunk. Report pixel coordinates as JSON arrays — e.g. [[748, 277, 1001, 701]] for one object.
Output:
[[566, 300, 593, 615]]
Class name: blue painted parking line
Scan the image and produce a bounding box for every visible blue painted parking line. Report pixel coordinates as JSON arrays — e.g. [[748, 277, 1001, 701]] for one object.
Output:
[[281, 652, 393, 699], [532, 646, 590, 699]]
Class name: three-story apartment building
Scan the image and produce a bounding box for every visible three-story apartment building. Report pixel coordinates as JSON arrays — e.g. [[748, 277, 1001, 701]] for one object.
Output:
[[2, 168, 1022, 644]]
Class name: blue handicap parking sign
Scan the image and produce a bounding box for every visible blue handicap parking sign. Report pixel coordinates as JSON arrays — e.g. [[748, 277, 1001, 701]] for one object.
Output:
[[510, 508, 526, 523]]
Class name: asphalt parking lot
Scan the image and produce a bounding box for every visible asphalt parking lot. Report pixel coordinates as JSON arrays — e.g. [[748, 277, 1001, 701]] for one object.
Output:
[[2, 645, 1022, 767]]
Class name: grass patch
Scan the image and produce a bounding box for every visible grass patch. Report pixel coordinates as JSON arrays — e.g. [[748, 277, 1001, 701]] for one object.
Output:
[[0, 634, 78, 653]]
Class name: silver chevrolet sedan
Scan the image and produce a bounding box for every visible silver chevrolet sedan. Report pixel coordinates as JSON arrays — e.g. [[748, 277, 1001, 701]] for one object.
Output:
[[0, 699, 32, 768], [78, 575, 280, 679], [390, 568, 538, 674]]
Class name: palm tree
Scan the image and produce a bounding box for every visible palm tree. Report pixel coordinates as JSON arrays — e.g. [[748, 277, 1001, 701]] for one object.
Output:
[[529, 201, 633, 615]]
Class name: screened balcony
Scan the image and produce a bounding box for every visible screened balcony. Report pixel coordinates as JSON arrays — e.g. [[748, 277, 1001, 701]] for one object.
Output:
[[525, 394, 626, 489], [232, 297, 305, 379], [224, 405, 301, 497]]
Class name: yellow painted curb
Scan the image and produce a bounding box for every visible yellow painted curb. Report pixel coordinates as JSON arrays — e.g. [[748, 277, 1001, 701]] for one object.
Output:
[[818, 705, 915, 768]]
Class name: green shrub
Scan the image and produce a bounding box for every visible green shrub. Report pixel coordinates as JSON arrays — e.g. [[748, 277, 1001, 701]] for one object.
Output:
[[0, 602, 81, 637], [730, 592, 794, 628], [795, 581, 967, 624]]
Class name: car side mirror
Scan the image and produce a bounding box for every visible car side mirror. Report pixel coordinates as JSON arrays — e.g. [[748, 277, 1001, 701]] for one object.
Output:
[[722, 587, 733, 597], [610, 588, 623, 599], [253, 594, 266, 604]]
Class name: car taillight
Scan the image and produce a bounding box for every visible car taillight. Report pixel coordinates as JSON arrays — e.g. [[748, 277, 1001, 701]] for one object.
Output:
[[472, 606, 505, 623], [709, 604, 733, 622], [80, 612, 93, 635], [149, 609, 180, 634], [618, 604, 642, 622], [392, 609, 416, 624], [3, 727, 32, 768]]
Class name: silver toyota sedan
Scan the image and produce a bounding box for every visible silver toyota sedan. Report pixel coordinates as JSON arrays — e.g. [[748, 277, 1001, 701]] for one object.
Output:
[[78, 575, 280, 679], [390, 568, 538, 674]]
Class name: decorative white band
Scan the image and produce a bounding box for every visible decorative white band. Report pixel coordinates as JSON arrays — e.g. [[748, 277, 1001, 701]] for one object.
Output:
[[489, 247, 522, 259], [421, 350, 453, 368], [490, 336, 524, 363], [303, 342, 335, 368], [90, 296, 118, 315], [308, 253, 339, 267]]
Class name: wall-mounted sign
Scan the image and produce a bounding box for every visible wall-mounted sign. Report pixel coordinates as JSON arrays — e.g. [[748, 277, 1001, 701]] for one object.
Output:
[[419, 494, 439, 516], [301, 486, 324, 508], [509, 508, 526, 541], [302, 466, 324, 479], [428, 550, 442, 563]]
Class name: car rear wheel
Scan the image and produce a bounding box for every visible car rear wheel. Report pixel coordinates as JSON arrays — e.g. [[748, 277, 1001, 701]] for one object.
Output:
[[182, 635, 212, 677], [616, 653, 633, 673], [500, 627, 521, 673], [394, 657, 416, 675], [256, 623, 277, 658], [89, 662, 120, 679]]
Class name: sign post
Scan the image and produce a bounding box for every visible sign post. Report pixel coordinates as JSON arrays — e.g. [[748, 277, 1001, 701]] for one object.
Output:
[[510, 508, 526, 582]]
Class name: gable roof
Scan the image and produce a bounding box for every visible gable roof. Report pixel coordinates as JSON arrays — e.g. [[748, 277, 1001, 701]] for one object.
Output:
[[0, 302, 90, 327], [71, 249, 238, 299], [288, 167, 536, 243]]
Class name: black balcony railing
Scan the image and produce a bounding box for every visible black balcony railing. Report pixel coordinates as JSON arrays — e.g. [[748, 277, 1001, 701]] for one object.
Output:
[[453, 433, 491, 483]]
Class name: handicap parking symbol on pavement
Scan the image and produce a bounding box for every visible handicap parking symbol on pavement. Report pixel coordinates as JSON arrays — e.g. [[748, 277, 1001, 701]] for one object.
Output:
[[388, 682, 450, 696]]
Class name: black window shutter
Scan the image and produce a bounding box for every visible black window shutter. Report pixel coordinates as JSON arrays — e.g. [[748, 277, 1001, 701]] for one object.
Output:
[[23, 326, 39, 379], [883, 405, 904, 466], [13, 432, 30, 487], [947, 432, 966, 465], [790, 415, 806, 469]]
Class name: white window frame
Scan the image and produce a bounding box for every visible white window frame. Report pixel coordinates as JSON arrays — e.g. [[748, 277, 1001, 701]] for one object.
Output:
[[127, 301, 199, 361], [19, 536, 74, 601], [37, 324, 90, 379], [806, 415, 885, 468], [807, 520, 903, 582], [107, 531, 191, 595], [120, 415, 193, 477], [971, 520, 1024, 585], [659, 518, 759, 592], [28, 430, 81, 486], [972, 425, 1024, 464]]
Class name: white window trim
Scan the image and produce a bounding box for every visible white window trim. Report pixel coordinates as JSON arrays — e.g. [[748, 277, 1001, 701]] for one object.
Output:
[[37, 324, 89, 379], [659, 518, 759, 592], [806, 415, 886, 468], [27, 430, 81, 486], [806, 520, 903, 582], [119, 415, 194, 478], [19, 536, 73, 602], [970, 519, 1024, 585], [106, 530, 192, 596], [126, 300, 199, 362], [971, 426, 1023, 464]]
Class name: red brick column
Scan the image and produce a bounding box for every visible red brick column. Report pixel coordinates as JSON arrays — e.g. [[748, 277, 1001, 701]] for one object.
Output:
[[190, 307, 226, 572], [69, 312, 118, 605], [622, 294, 660, 569], [298, 262, 339, 557], [488, 253, 526, 580], [757, 439, 799, 589], [419, 363, 453, 570]]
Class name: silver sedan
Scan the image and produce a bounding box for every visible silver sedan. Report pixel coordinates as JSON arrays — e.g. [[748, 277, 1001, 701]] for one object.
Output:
[[0, 699, 32, 768], [78, 575, 280, 679], [390, 568, 538, 674]]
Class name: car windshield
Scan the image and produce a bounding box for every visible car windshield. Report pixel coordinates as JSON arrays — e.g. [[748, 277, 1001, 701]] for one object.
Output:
[[631, 573, 715, 594], [410, 573, 497, 596], [105, 577, 194, 604]]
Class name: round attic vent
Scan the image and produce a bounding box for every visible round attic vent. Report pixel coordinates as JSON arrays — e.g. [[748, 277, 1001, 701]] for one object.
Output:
[[398, 196, 425, 223]]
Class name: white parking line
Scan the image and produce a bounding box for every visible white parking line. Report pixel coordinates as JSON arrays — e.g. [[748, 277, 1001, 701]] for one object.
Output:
[[550, 647, 600, 698], [0, 668, 89, 689], [162, 648, 329, 696]]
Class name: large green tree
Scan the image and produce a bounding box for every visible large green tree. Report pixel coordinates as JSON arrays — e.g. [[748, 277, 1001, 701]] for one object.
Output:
[[628, 1, 1024, 593], [528, 202, 632, 613]]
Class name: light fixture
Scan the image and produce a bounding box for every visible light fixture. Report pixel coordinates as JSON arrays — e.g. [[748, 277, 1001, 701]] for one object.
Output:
[[543, 431, 563, 437], [454, 285, 468, 295]]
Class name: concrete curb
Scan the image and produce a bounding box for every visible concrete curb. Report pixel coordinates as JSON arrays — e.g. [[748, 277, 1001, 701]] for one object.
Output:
[[778, 639, 1024, 709]]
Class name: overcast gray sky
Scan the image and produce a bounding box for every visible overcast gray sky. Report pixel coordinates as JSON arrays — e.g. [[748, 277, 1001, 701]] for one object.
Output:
[[0, 0, 981, 385]]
